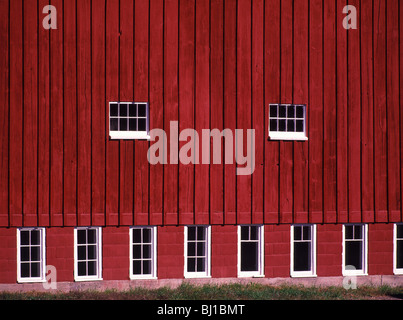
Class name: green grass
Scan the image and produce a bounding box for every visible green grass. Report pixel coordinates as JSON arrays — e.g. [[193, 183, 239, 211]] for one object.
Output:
[[1, 283, 403, 300]]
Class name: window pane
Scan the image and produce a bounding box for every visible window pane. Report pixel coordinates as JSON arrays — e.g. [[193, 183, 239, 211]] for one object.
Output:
[[133, 260, 141, 274], [133, 229, 142, 244], [129, 118, 137, 131], [31, 247, 40, 262], [287, 105, 295, 118], [303, 226, 311, 240], [20, 231, 30, 245], [119, 103, 128, 117], [250, 226, 258, 240], [287, 119, 294, 132], [241, 242, 258, 272], [296, 120, 304, 132], [294, 226, 302, 241], [20, 247, 30, 262], [345, 225, 354, 240], [197, 241, 205, 257], [187, 258, 196, 272], [77, 230, 86, 244], [110, 118, 119, 131], [187, 242, 195, 257], [354, 225, 363, 239], [241, 226, 249, 240], [197, 258, 205, 272], [143, 244, 151, 259], [294, 242, 311, 272], [138, 104, 147, 117], [138, 118, 146, 131], [129, 104, 137, 117], [143, 260, 151, 274], [345, 241, 363, 271], [110, 103, 118, 117], [31, 230, 40, 245], [188, 227, 196, 241], [31, 262, 40, 278], [78, 262, 86, 276], [78, 246, 86, 260], [88, 229, 97, 244], [120, 118, 128, 131], [270, 119, 277, 132], [21, 263, 30, 278], [397, 240, 403, 269], [397, 225, 403, 239], [87, 245, 97, 260], [279, 105, 286, 118], [296, 106, 304, 118], [88, 261, 97, 276], [269, 105, 277, 118], [279, 119, 286, 132], [197, 227, 206, 241], [133, 245, 142, 259], [143, 228, 151, 243]]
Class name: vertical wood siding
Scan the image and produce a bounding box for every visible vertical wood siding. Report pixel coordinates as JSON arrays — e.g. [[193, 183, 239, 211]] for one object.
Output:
[[0, 0, 402, 227]]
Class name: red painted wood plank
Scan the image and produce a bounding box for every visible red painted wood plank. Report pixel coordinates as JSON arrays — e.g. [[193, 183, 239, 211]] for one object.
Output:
[[164, 0, 179, 225], [210, 0, 224, 225], [119, 0, 134, 226], [309, 0, 324, 224], [223, 0, 237, 225], [361, 0, 375, 223], [386, 0, 400, 222], [49, 0, 64, 226], [23, 0, 38, 227], [134, 0, 150, 226], [279, 0, 293, 224], [0, 0, 9, 227], [237, 0, 252, 225], [38, 0, 51, 227], [105, 0, 119, 226], [194, 0, 210, 225], [336, 0, 348, 223], [264, 0, 280, 225], [77, 0, 92, 226], [63, 0, 77, 226], [178, 0, 195, 225], [293, 0, 309, 224], [251, 0, 264, 225], [323, 0, 337, 224], [9, 0, 23, 227], [401, 0, 403, 224], [373, 0, 388, 222], [91, 0, 106, 226], [347, 0, 361, 223], [149, 0, 164, 226]]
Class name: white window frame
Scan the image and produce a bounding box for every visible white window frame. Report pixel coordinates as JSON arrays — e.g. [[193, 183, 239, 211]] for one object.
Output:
[[342, 224, 368, 276], [290, 224, 317, 278], [109, 101, 150, 140], [74, 227, 103, 282], [184, 225, 211, 278], [393, 223, 403, 275], [237, 225, 265, 278], [17, 228, 46, 283], [268, 103, 308, 141], [129, 226, 157, 280]]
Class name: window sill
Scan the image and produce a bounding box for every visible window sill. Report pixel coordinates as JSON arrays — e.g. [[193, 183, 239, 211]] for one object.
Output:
[[109, 131, 150, 140], [342, 272, 368, 277], [17, 278, 46, 284], [268, 132, 308, 141], [237, 273, 265, 278], [290, 273, 317, 278], [130, 276, 158, 280], [74, 277, 104, 282], [184, 274, 212, 279]]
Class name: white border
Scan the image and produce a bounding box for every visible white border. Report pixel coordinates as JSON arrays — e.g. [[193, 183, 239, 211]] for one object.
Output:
[[393, 223, 403, 275], [184, 225, 211, 279], [129, 226, 158, 280], [237, 225, 265, 278], [74, 227, 103, 282], [290, 224, 317, 278], [342, 224, 368, 276], [17, 228, 46, 283]]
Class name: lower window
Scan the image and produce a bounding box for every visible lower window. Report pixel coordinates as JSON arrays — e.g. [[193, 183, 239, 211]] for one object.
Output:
[[130, 226, 157, 279], [17, 228, 46, 283], [184, 226, 211, 278], [291, 224, 316, 277], [74, 227, 102, 281], [238, 225, 264, 277], [394, 223, 403, 275], [343, 224, 368, 276]]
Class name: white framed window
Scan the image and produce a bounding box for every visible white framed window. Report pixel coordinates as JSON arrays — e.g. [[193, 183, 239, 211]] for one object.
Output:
[[17, 228, 46, 283], [342, 224, 368, 276], [109, 102, 150, 140], [74, 227, 102, 281], [393, 223, 403, 275], [268, 104, 308, 141], [130, 226, 157, 279], [237, 225, 264, 277], [184, 226, 211, 278], [290, 224, 316, 277]]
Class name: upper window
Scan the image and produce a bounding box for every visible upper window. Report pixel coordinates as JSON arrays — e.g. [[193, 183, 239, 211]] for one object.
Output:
[[109, 102, 150, 140], [269, 104, 308, 141], [184, 226, 211, 278], [343, 224, 368, 276], [291, 224, 316, 277], [17, 228, 46, 283], [130, 226, 157, 279], [238, 225, 264, 277], [74, 227, 102, 281], [394, 224, 403, 275]]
